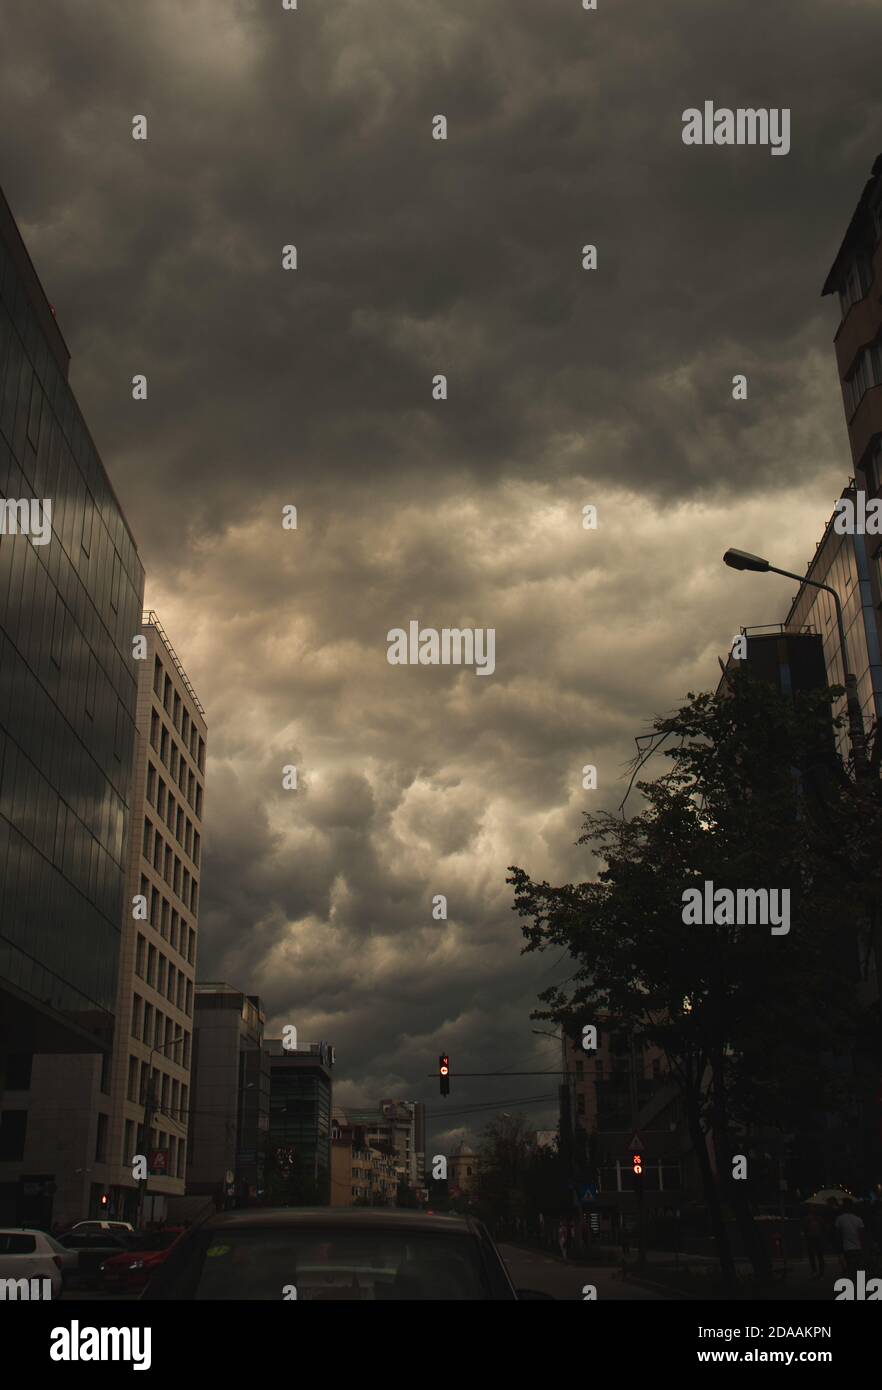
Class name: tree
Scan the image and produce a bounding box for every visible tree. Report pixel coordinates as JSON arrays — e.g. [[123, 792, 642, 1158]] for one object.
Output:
[[508, 672, 876, 1289]]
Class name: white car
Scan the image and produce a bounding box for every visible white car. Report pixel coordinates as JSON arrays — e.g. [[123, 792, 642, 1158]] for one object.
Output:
[[71, 1220, 134, 1234], [0, 1229, 65, 1300]]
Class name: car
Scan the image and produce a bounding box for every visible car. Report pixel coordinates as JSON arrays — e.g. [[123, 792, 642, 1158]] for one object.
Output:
[[70, 1220, 134, 1234], [58, 1230, 144, 1288], [0, 1228, 66, 1299], [98, 1229, 184, 1293], [141, 1207, 543, 1300]]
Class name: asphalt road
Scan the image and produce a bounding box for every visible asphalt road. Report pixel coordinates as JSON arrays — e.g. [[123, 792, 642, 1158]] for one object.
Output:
[[498, 1243, 665, 1301]]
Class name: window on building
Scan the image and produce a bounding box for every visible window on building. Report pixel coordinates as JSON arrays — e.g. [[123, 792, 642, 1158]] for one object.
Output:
[[95, 1112, 108, 1163], [127, 1055, 138, 1101], [99, 1051, 111, 1094], [154, 655, 163, 697], [135, 934, 146, 978], [84, 651, 97, 719], [160, 726, 169, 766], [50, 594, 65, 668], [0, 1111, 27, 1161], [198, 737, 205, 772], [163, 674, 172, 713], [150, 708, 160, 751], [110, 550, 122, 615], [131, 994, 143, 1038], [124, 1119, 135, 1166], [173, 691, 181, 729], [80, 494, 94, 557], [147, 944, 156, 988], [142, 817, 152, 858]]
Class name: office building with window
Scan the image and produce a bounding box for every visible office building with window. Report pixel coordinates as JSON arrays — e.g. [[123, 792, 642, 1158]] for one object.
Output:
[[0, 613, 207, 1224], [0, 187, 144, 1223], [187, 984, 270, 1211], [265, 1040, 334, 1205]]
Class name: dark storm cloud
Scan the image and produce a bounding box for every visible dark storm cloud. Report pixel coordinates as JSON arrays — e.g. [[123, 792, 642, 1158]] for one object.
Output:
[[2, 0, 880, 1143]]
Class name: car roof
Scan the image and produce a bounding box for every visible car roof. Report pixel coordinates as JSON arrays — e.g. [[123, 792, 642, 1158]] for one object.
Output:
[[0, 1227, 49, 1236], [194, 1208, 478, 1235]]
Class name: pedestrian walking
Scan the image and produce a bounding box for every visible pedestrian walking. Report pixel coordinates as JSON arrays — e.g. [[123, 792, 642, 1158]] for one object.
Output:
[[834, 1199, 865, 1278], [558, 1219, 568, 1260], [801, 1207, 826, 1278]]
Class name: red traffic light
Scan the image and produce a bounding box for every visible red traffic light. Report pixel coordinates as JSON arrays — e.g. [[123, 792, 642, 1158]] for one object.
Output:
[[439, 1054, 450, 1096], [632, 1153, 643, 1175]]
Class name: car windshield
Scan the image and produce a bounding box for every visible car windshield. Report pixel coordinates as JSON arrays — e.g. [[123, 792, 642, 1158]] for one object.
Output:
[[149, 1226, 493, 1300]]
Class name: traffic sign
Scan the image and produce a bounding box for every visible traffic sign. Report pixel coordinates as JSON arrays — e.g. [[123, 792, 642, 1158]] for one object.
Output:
[[628, 1133, 645, 1153]]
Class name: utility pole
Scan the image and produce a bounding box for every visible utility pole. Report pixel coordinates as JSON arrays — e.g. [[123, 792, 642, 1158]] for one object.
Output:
[[629, 1031, 646, 1271]]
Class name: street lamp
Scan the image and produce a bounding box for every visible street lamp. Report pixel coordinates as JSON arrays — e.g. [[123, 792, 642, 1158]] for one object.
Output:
[[722, 548, 869, 774]]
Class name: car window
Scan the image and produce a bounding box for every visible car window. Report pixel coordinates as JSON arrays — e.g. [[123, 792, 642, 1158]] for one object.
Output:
[[145, 1226, 493, 1300], [0, 1234, 37, 1254]]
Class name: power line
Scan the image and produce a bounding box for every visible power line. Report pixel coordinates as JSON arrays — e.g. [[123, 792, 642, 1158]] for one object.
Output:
[[426, 1091, 558, 1120]]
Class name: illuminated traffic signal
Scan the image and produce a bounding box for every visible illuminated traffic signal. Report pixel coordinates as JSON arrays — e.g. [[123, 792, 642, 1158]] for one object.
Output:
[[99, 1192, 110, 1208], [632, 1153, 643, 1177], [439, 1054, 450, 1097]]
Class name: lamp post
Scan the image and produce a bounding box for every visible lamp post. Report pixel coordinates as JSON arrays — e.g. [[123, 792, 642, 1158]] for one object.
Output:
[[722, 548, 869, 775]]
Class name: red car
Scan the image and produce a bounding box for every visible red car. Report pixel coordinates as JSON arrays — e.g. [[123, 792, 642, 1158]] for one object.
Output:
[[98, 1229, 184, 1293]]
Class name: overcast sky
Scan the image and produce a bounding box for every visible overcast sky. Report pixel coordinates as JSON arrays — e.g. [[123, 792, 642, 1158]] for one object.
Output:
[[2, 0, 881, 1154]]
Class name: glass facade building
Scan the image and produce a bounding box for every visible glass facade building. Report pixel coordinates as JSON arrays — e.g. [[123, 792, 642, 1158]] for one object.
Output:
[[266, 1042, 333, 1202], [0, 187, 144, 1055]]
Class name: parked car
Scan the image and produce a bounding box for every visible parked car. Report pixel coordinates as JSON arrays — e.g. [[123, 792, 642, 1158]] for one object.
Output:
[[142, 1208, 530, 1300], [0, 1228, 66, 1299], [58, 1230, 143, 1288], [98, 1229, 184, 1293], [70, 1220, 134, 1234]]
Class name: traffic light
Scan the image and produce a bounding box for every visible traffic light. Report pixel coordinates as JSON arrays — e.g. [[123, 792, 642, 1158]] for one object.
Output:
[[632, 1152, 643, 1177], [99, 1192, 110, 1208], [439, 1054, 450, 1097]]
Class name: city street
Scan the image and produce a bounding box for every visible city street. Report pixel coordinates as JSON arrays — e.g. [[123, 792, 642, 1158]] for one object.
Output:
[[498, 1244, 665, 1301]]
